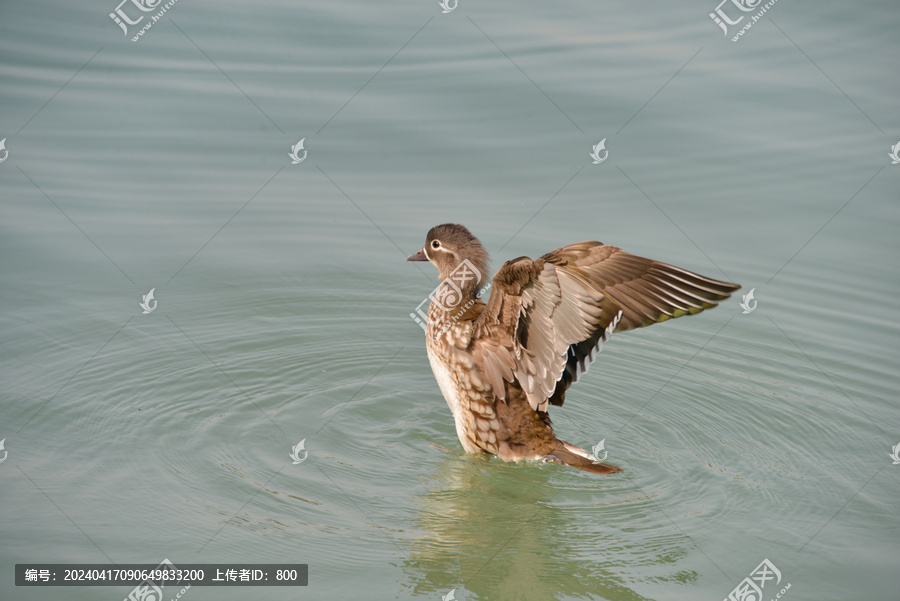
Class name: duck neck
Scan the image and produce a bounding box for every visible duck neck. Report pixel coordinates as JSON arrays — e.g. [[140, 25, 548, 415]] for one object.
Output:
[[435, 255, 487, 314]]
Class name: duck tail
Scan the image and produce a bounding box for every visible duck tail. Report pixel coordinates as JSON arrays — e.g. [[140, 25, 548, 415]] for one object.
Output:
[[546, 442, 621, 475]]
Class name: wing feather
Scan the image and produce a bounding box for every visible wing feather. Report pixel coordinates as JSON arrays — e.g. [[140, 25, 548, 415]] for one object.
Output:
[[473, 242, 739, 411]]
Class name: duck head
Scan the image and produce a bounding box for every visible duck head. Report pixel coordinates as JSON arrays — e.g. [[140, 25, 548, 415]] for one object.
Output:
[[407, 224, 490, 289]]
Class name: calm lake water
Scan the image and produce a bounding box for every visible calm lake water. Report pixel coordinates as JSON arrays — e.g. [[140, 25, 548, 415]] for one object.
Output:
[[1, 1, 898, 600]]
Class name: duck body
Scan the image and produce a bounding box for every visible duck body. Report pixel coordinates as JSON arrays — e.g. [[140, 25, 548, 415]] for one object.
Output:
[[424, 296, 604, 470], [409, 224, 739, 474]]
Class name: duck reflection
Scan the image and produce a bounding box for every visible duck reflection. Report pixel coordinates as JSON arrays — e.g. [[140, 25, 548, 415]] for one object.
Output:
[[402, 451, 692, 600]]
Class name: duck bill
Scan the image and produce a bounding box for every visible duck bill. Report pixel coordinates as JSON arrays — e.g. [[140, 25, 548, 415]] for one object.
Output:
[[407, 249, 428, 262]]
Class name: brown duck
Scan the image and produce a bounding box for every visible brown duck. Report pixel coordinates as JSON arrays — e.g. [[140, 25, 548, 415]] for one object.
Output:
[[408, 224, 739, 474]]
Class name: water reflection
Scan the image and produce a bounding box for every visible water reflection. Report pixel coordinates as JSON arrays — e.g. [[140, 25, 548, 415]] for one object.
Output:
[[404, 452, 695, 600]]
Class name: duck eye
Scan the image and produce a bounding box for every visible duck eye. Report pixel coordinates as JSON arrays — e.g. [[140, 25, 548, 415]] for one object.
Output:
[[431, 240, 440, 249]]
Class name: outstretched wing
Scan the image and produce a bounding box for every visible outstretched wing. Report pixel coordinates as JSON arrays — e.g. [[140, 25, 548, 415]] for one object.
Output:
[[473, 242, 739, 412]]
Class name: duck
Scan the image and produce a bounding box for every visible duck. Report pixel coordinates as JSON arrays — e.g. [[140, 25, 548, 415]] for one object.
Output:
[[408, 224, 739, 474]]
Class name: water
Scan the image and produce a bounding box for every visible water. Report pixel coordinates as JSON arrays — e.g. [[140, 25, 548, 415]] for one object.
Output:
[[1, 1, 898, 599]]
